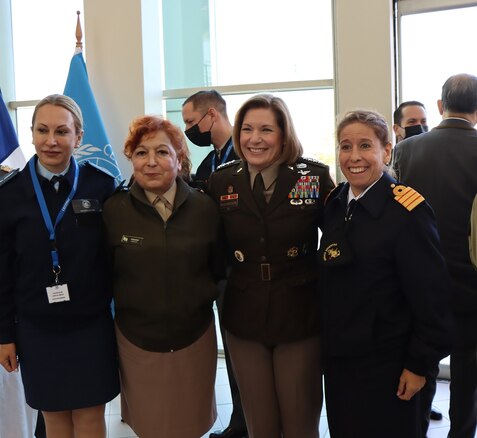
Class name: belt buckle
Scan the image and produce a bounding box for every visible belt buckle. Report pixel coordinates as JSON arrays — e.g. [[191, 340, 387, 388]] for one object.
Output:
[[261, 263, 271, 281]]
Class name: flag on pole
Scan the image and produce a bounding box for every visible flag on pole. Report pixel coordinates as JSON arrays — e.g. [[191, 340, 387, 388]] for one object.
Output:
[[64, 50, 122, 184], [0, 89, 20, 165]]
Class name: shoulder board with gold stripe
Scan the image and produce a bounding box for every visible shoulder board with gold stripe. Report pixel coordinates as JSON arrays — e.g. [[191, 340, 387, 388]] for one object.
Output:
[[390, 183, 425, 211]]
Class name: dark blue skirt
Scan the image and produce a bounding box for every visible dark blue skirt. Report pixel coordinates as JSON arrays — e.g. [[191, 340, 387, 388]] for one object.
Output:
[[16, 312, 120, 411]]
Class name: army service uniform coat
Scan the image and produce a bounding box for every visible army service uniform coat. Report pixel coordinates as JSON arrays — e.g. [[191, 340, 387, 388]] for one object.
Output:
[[208, 158, 335, 344]]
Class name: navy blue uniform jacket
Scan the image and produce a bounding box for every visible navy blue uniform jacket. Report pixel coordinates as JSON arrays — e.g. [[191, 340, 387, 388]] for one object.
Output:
[[319, 173, 453, 377], [0, 158, 115, 343]]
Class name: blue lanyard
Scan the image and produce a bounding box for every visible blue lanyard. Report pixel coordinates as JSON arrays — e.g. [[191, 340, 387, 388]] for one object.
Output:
[[211, 141, 233, 172], [29, 157, 79, 277]]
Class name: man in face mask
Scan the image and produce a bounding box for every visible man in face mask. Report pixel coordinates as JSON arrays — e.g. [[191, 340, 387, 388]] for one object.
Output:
[[182, 90, 247, 438], [393, 100, 429, 143], [182, 90, 239, 191]]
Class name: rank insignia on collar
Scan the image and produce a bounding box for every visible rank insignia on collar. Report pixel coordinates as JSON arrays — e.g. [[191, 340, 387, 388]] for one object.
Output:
[[391, 184, 424, 211], [288, 175, 320, 199], [296, 163, 307, 169], [323, 243, 341, 261]]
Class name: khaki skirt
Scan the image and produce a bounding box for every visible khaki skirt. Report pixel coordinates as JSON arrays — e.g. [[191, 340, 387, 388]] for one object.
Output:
[[116, 322, 217, 438]]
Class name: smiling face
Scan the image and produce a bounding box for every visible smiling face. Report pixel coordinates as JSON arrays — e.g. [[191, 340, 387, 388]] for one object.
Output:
[[131, 130, 181, 195], [239, 108, 283, 170], [32, 104, 82, 173], [338, 122, 392, 196]]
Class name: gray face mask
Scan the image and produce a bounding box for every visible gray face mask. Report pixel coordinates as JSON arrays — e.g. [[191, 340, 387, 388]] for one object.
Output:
[[404, 124, 428, 138]]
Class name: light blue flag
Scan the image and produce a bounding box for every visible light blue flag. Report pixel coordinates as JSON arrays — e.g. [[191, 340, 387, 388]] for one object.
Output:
[[0, 89, 20, 164], [64, 51, 122, 184]]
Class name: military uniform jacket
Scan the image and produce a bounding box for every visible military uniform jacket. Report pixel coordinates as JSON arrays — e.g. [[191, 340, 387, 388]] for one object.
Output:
[[103, 177, 224, 352], [0, 157, 115, 343], [208, 157, 335, 343], [319, 173, 453, 376]]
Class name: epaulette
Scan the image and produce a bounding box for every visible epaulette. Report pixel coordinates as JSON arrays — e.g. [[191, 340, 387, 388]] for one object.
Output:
[[299, 156, 327, 168], [0, 167, 20, 187], [324, 182, 344, 206], [390, 183, 425, 211], [81, 161, 115, 178], [216, 159, 240, 171], [0, 165, 14, 172]]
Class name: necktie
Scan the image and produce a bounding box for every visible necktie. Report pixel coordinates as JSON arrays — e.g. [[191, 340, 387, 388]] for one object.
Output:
[[153, 195, 173, 221], [345, 199, 356, 222], [253, 173, 267, 211], [50, 175, 63, 192]]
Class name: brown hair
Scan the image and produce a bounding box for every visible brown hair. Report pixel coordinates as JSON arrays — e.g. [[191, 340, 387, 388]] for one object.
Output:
[[124, 115, 191, 179], [337, 110, 390, 147], [233, 94, 303, 164]]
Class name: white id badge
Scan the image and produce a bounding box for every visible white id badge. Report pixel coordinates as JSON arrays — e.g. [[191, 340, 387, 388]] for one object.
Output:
[[46, 284, 70, 303]]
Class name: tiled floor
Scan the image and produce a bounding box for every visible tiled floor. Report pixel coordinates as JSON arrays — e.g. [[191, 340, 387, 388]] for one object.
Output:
[[106, 361, 457, 438]]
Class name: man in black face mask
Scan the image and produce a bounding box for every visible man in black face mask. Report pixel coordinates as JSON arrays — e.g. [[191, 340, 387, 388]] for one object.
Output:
[[182, 90, 247, 438], [393, 100, 429, 144], [182, 90, 239, 191], [392, 101, 429, 181]]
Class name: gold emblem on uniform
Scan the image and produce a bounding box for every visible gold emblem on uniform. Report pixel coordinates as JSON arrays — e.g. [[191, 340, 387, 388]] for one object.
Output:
[[287, 247, 299, 258], [234, 250, 245, 262], [323, 243, 341, 261], [391, 184, 424, 211]]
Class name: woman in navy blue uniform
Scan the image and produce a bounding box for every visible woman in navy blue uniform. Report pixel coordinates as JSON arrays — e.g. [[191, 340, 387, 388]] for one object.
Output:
[[209, 94, 335, 438], [319, 110, 453, 437], [0, 95, 119, 438]]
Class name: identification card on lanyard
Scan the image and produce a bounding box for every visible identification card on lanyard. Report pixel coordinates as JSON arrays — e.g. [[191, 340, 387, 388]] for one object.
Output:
[[29, 157, 79, 303]]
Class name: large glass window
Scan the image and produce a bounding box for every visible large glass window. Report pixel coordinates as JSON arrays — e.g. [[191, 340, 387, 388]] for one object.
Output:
[[11, 0, 83, 160], [398, 3, 477, 129], [161, 0, 336, 177]]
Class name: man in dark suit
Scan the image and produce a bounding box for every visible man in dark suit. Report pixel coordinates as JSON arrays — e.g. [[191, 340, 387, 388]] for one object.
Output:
[[394, 73, 477, 438], [182, 90, 246, 438]]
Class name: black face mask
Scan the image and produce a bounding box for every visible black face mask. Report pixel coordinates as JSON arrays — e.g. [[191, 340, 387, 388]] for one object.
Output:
[[184, 113, 213, 147], [404, 124, 428, 138]]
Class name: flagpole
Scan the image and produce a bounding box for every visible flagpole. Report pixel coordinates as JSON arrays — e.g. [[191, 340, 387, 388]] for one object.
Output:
[[75, 11, 83, 51], [63, 11, 123, 184]]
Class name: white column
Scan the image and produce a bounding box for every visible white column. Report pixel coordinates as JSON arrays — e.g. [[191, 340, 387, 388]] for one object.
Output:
[[83, 0, 163, 179]]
